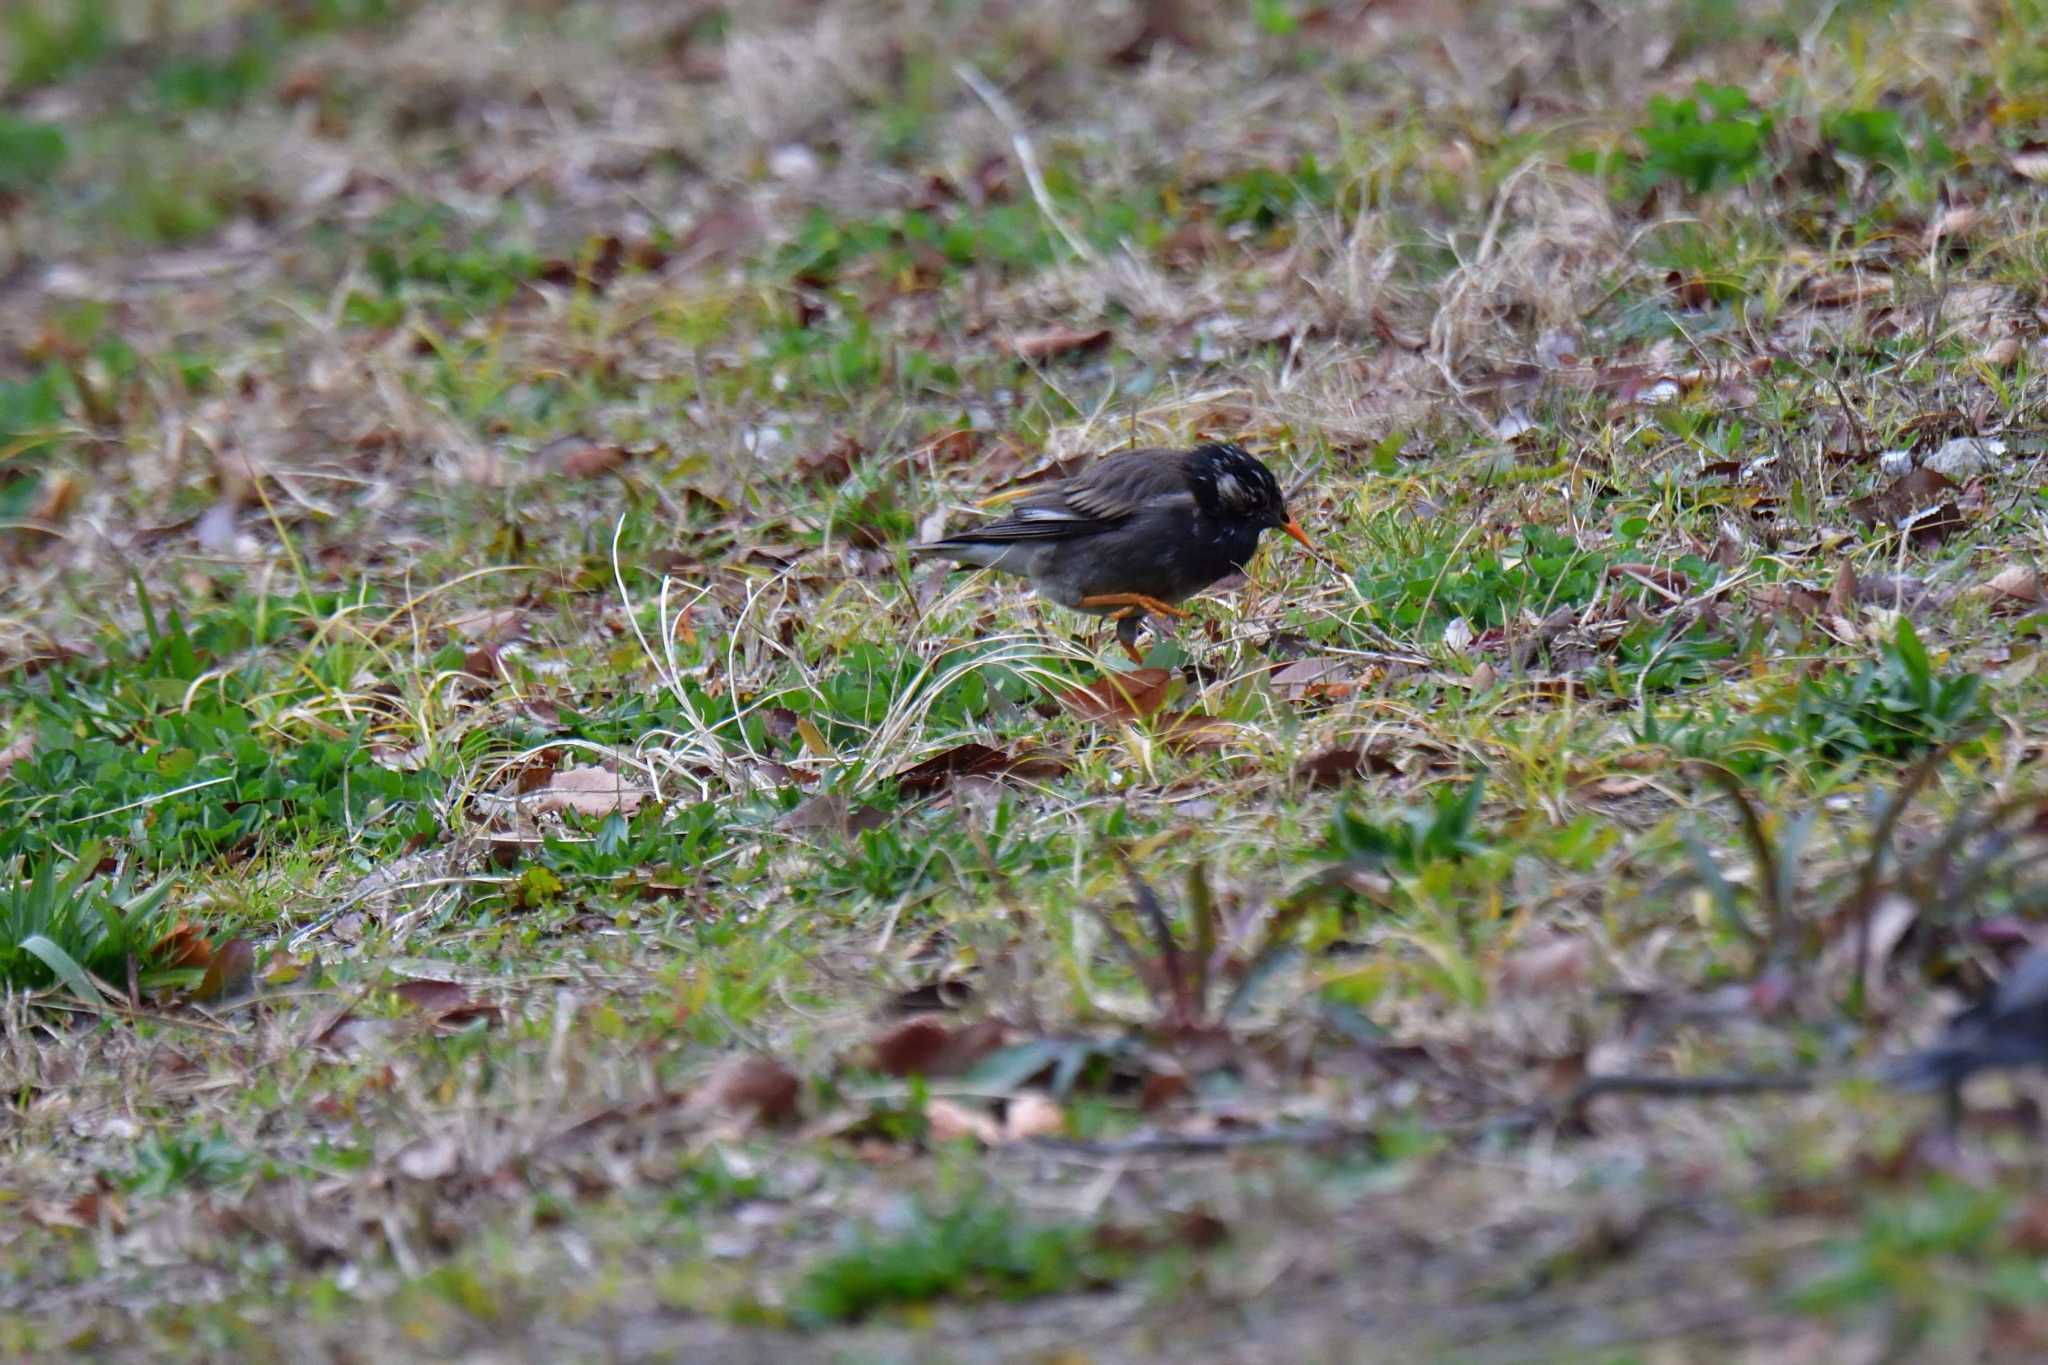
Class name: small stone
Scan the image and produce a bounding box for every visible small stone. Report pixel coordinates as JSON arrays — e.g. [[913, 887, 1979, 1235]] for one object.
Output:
[[1923, 436, 2007, 480]]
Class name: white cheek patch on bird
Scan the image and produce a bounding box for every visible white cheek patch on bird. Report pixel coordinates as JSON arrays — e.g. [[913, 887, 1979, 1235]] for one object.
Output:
[[1212, 472, 1250, 507]]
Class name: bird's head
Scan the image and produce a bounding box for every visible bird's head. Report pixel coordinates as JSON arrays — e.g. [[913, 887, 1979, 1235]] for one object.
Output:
[[1189, 442, 1314, 550]]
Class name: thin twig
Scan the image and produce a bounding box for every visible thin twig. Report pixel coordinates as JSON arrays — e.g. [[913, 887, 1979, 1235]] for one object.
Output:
[[1023, 1121, 1368, 1157], [955, 63, 1098, 265], [1827, 376, 1869, 461], [1565, 1071, 1818, 1124]]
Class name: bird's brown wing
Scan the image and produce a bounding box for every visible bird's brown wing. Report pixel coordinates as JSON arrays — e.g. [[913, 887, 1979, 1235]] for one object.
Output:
[[921, 448, 1195, 549], [1048, 448, 1196, 523]]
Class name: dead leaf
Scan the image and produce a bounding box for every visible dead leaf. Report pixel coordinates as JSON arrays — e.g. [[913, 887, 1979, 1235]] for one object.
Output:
[[1574, 774, 1652, 799], [1497, 933, 1591, 995], [1155, 712, 1242, 752], [777, 792, 888, 836], [1003, 1092, 1065, 1141], [393, 978, 473, 1014], [924, 1097, 1002, 1145], [1802, 274, 1893, 309], [539, 435, 628, 479], [893, 743, 1068, 796], [796, 433, 868, 485], [916, 428, 985, 465], [153, 922, 213, 970], [2011, 148, 2048, 183], [1980, 565, 2045, 612], [1108, 0, 1203, 63], [1980, 336, 2022, 370], [448, 607, 524, 644], [1828, 559, 1858, 617], [1053, 668, 1174, 722], [532, 766, 646, 818], [1847, 467, 1966, 547], [1665, 271, 1710, 309], [1000, 327, 1111, 361], [673, 205, 761, 271], [275, 65, 327, 105], [195, 498, 240, 554], [1267, 657, 1366, 702], [868, 1016, 1009, 1078], [1608, 562, 1689, 596], [194, 939, 254, 1002], [870, 1018, 951, 1076], [695, 1054, 800, 1125], [394, 1134, 461, 1182], [1925, 205, 1982, 248], [1370, 306, 1426, 351], [1295, 745, 1394, 788], [0, 731, 33, 780], [1753, 582, 1828, 618]]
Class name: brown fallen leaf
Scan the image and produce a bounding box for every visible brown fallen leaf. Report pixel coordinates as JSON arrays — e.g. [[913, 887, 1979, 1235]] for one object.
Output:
[[796, 433, 869, 485], [1828, 559, 1859, 618], [916, 428, 985, 465], [533, 766, 647, 818], [674, 205, 762, 271], [1802, 274, 1893, 309], [1108, 0, 1204, 64], [393, 978, 473, 1014], [1053, 668, 1174, 722], [1155, 712, 1241, 753], [1267, 657, 1366, 702], [1980, 336, 2022, 370], [393, 1133, 462, 1182], [1370, 306, 1426, 351], [1925, 204, 1982, 248], [0, 731, 30, 779], [448, 607, 524, 645], [1980, 565, 2045, 612], [868, 1016, 1009, 1078], [925, 1096, 1002, 1145], [1847, 467, 1966, 547], [695, 1054, 800, 1125], [1573, 774, 1653, 799], [153, 922, 214, 970], [1003, 1091, 1065, 1141], [1607, 562, 1690, 596], [194, 939, 254, 1003], [1753, 582, 1828, 618], [1665, 270, 1711, 309], [1000, 327, 1112, 362], [1497, 933, 1591, 995], [1295, 745, 1395, 788], [870, 1017, 950, 1076], [539, 435, 629, 479], [778, 792, 888, 837], [892, 743, 1069, 796]]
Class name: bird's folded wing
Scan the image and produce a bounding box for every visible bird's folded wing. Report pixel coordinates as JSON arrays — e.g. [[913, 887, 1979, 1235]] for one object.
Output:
[[1059, 448, 1197, 521], [922, 501, 1117, 546], [921, 448, 1195, 549]]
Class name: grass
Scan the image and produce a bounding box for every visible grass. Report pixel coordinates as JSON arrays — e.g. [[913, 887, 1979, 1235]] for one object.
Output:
[[3, 0, 2048, 1358]]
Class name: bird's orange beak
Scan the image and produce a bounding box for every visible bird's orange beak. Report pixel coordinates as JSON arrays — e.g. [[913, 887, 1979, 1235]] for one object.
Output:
[[1281, 519, 1313, 551]]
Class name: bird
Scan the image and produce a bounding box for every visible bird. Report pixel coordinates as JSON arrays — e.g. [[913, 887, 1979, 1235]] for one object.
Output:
[[1887, 944, 2048, 1129], [916, 442, 1315, 663]]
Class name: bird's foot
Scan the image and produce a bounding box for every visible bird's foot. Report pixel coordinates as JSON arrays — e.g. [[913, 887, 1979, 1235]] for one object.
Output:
[[1080, 592, 1188, 619]]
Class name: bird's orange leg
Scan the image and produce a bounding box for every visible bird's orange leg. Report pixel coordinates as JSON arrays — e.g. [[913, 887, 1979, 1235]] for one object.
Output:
[[1078, 592, 1188, 619]]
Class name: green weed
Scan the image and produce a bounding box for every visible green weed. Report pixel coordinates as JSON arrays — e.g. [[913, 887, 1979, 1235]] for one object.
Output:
[[0, 843, 172, 996], [789, 1199, 1123, 1326]]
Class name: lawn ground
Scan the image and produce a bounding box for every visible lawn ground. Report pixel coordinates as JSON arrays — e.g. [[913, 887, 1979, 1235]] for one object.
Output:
[[5, 0, 2048, 1359]]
